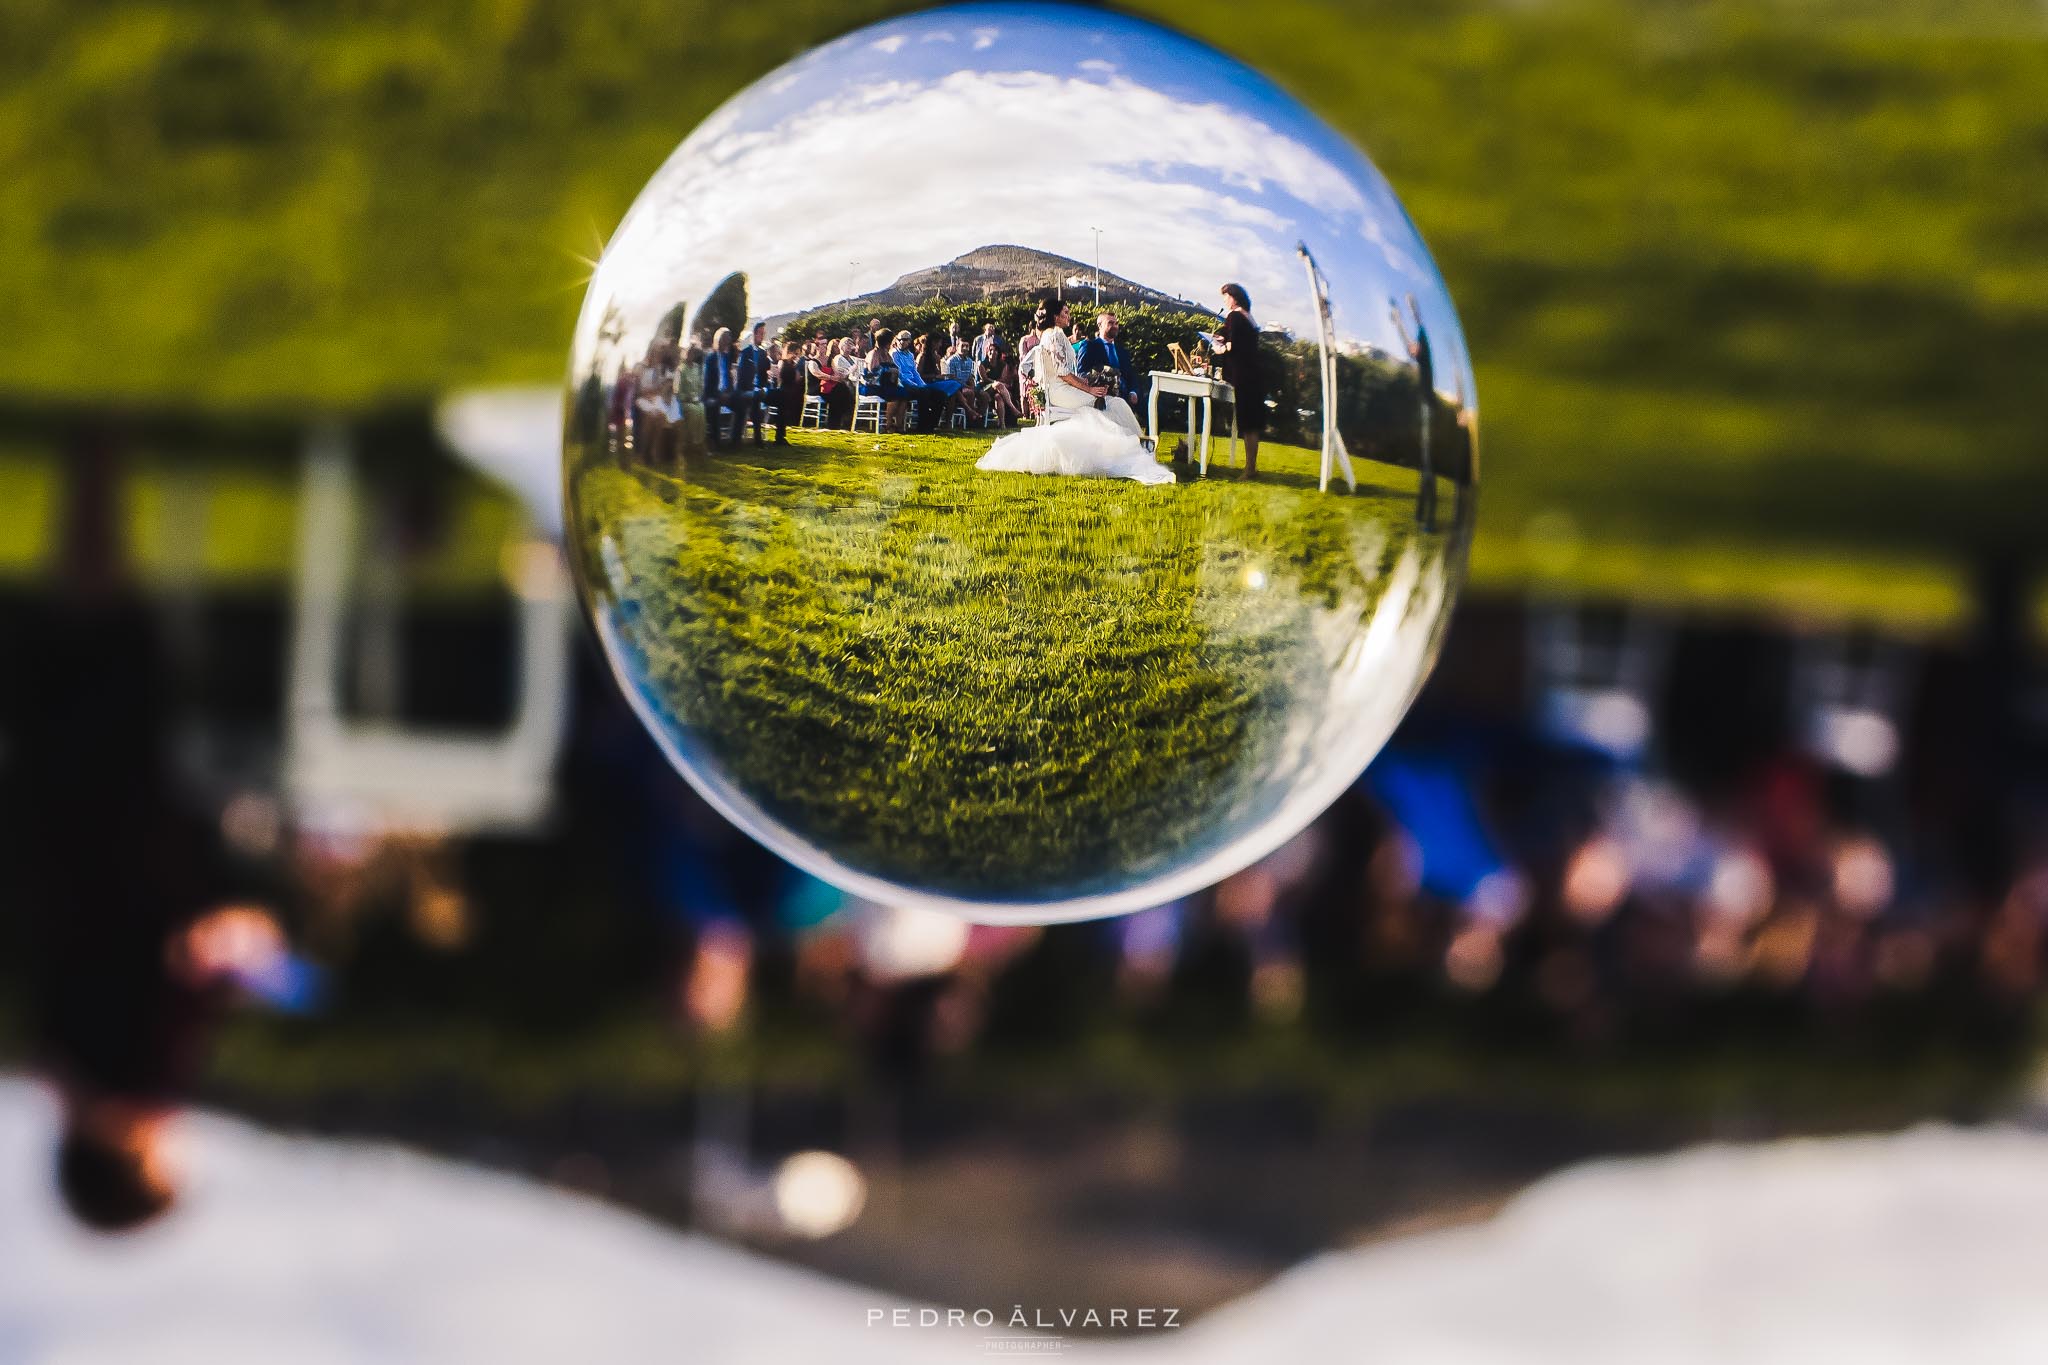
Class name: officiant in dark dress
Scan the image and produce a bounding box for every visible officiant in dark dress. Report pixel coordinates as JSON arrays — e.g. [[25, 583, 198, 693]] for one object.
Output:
[[1214, 282, 1266, 480]]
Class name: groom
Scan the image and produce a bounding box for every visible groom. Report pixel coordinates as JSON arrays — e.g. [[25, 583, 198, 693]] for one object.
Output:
[[1077, 311, 1143, 417]]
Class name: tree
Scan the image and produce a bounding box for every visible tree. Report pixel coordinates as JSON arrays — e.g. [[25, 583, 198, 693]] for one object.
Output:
[[688, 272, 749, 344], [651, 300, 686, 348]]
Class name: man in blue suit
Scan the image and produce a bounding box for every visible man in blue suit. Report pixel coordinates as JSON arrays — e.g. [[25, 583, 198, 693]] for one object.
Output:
[[733, 322, 772, 447], [1077, 311, 1143, 418]]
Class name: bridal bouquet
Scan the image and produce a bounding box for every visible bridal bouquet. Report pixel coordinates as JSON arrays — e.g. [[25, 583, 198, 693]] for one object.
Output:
[[1081, 366, 1122, 410]]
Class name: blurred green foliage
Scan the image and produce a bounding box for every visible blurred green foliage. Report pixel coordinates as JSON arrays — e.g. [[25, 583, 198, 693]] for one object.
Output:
[[6, 0, 2048, 561]]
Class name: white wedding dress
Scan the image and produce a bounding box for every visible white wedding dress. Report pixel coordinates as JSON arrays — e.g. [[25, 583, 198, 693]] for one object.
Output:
[[976, 329, 1174, 485]]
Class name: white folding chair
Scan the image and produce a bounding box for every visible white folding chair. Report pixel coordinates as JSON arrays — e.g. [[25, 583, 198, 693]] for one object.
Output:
[[799, 393, 826, 429], [852, 393, 884, 434]]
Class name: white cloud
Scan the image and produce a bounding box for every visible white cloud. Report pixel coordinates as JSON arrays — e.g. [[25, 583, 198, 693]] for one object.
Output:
[[971, 28, 998, 51], [869, 35, 905, 54]]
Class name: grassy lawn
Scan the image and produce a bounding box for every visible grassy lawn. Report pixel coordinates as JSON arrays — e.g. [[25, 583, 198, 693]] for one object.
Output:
[[569, 430, 1465, 901]]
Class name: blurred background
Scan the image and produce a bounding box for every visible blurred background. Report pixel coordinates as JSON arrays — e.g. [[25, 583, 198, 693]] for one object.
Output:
[[6, 0, 2048, 1358]]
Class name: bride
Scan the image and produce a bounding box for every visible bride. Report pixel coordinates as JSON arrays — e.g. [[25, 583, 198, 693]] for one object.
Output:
[[976, 300, 1174, 486]]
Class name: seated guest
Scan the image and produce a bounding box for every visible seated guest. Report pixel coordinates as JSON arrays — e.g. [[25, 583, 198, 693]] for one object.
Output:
[[733, 322, 772, 446], [811, 338, 855, 429], [829, 336, 865, 427], [973, 322, 1000, 366], [1077, 311, 1143, 415], [701, 327, 738, 448], [632, 340, 684, 466], [861, 335, 892, 382], [890, 330, 956, 432], [1018, 307, 1048, 368], [983, 345, 1023, 428], [943, 339, 981, 422], [863, 334, 907, 431]]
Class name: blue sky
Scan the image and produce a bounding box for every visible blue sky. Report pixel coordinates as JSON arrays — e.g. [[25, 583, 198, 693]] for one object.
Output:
[[580, 2, 1471, 401]]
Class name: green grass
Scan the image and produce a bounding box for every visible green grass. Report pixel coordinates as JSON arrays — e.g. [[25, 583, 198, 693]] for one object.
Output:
[[570, 430, 1463, 900]]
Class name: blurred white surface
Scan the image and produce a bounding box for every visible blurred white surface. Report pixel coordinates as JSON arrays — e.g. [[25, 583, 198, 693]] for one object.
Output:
[[11, 1073, 2048, 1364], [0, 1080, 954, 1365], [1167, 1123, 2048, 1365]]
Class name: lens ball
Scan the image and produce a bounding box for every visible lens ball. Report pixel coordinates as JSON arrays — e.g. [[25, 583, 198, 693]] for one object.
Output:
[[565, 3, 1477, 922]]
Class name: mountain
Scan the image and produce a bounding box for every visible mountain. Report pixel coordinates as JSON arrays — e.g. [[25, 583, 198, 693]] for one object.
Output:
[[883, 244, 1188, 308], [762, 245, 1195, 334]]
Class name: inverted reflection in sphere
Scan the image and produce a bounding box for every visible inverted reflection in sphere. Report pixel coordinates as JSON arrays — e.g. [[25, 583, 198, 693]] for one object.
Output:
[[564, 4, 1478, 922]]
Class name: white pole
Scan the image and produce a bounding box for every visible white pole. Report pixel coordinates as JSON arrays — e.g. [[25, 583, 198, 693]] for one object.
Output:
[[1299, 245, 1334, 492], [1092, 227, 1102, 304], [1297, 242, 1356, 494]]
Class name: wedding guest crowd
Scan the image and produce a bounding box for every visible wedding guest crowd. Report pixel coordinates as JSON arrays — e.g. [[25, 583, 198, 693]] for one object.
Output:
[[606, 304, 1179, 454]]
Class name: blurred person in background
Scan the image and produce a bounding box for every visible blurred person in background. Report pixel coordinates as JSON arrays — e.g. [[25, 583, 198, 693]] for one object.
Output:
[[631, 337, 681, 465], [606, 358, 636, 456], [7, 436, 301, 1231], [701, 327, 739, 449], [649, 791, 764, 1037], [771, 342, 803, 445], [847, 901, 972, 1145], [1113, 901, 1188, 1010], [1388, 292, 1436, 527]]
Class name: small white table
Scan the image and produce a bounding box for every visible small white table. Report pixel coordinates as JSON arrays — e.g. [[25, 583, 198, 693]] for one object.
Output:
[[1146, 371, 1237, 474]]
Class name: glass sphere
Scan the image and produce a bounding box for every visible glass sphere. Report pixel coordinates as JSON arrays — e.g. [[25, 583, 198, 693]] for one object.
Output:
[[564, 3, 1477, 923]]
